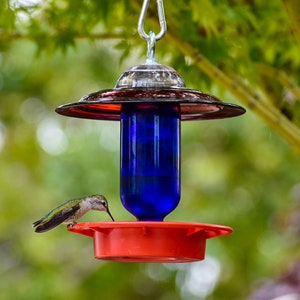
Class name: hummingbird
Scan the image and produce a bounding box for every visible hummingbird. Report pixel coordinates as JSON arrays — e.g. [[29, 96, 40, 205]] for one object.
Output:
[[32, 194, 114, 233]]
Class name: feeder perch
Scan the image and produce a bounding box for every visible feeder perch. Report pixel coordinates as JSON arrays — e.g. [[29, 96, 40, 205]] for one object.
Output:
[[55, 0, 245, 263]]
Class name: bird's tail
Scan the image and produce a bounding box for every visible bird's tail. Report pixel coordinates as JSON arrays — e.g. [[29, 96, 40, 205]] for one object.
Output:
[[32, 219, 42, 228]]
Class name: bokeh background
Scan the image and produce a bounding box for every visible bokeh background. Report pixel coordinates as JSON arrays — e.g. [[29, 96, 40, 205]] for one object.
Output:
[[1, 1, 300, 299]]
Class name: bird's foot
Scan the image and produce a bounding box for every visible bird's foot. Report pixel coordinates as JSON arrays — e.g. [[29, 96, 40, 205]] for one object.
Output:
[[67, 222, 77, 229]]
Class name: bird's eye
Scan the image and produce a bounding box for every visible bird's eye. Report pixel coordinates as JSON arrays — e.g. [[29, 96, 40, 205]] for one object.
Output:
[[101, 200, 107, 207]]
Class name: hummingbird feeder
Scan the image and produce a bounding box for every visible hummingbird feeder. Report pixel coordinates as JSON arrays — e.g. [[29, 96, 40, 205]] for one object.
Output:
[[56, 0, 245, 262]]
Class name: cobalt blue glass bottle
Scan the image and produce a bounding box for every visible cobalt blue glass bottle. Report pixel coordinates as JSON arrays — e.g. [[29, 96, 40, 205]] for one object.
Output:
[[120, 103, 180, 221]]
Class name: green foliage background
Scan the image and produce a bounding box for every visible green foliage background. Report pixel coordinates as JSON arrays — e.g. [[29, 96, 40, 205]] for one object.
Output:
[[1, 1, 300, 299]]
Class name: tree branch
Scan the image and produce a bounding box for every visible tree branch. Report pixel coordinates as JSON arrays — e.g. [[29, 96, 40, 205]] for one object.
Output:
[[0, 31, 124, 42], [282, 0, 300, 48]]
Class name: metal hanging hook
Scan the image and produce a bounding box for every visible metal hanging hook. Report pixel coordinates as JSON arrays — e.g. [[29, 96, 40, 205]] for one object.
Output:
[[138, 0, 167, 42], [146, 31, 157, 64]]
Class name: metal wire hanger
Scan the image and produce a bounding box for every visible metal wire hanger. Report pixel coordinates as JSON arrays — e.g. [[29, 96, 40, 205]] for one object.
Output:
[[138, 0, 167, 63]]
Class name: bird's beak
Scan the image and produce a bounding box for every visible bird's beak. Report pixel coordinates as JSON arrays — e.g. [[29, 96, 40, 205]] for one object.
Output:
[[106, 208, 115, 221]]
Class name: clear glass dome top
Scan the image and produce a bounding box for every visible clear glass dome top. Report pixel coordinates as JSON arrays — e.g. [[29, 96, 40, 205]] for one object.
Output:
[[115, 63, 186, 89]]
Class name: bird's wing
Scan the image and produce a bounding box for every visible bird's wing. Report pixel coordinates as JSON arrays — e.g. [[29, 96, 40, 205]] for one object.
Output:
[[34, 204, 80, 233]]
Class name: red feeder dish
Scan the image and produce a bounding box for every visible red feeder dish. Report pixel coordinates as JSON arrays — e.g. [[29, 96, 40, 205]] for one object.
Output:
[[68, 221, 233, 262]]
